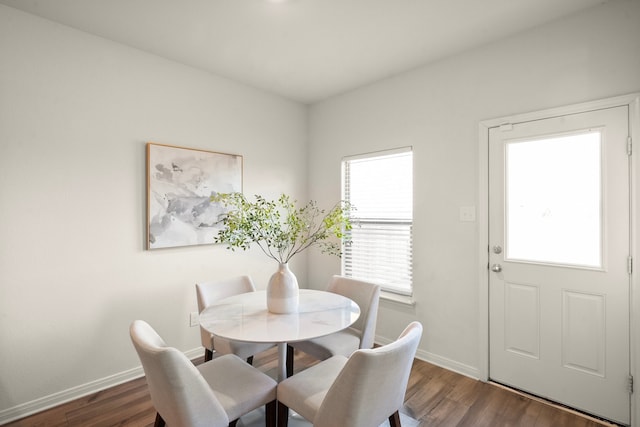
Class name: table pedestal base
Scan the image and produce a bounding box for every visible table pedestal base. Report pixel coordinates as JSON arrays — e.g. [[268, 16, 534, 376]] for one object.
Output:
[[277, 342, 287, 382]]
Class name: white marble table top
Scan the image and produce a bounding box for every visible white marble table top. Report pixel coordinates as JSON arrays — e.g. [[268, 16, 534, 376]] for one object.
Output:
[[199, 289, 361, 344]]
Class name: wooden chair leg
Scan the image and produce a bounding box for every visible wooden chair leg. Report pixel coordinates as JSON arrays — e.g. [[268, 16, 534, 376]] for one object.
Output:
[[285, 345, 294, 377], [154, 412, 166, 427], [277, 401, 289, 427], [388, 410, 401, 427], [247, 355, 254, 365], [204, 349, 214, 362], [265, 400, 277, 427]]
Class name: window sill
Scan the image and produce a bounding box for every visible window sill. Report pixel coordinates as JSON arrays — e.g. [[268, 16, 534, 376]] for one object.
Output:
[[380, 291, 415, 306]]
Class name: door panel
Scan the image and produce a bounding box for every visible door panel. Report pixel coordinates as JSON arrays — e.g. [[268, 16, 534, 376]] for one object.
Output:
[[561, 290, 605, 377], [504, 282, 540, 359], [489, 106, 630, 425]]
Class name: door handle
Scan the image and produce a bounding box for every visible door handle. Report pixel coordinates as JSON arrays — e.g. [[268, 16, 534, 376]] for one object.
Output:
[[491, 264, 502, 273]]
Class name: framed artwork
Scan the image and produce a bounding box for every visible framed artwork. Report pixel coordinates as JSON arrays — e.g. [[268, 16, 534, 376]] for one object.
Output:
[[146, 142, 243, 249]]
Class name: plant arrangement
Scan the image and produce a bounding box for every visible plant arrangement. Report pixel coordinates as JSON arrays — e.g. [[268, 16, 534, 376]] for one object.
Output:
[[211, 192, 353, 264]]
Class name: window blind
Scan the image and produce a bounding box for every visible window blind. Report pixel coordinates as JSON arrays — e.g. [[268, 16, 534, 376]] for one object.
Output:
[[342, 148, 413, 295]]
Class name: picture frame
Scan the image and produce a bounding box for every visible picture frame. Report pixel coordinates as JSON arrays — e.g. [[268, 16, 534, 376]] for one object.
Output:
[[146, 142, 243, 249]]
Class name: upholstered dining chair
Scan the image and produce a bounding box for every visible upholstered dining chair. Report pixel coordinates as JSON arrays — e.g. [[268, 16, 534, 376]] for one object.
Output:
[[286, 275, 381, 377], [277, 321, 422, 427], [196, 275, 276, 363], [130, 320, 277, 427]]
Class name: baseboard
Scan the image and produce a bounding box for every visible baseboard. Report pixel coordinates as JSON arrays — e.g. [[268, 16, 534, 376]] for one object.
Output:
[[415, 348, 481, 380], [374, 335, 481, 380], [0, 347, 203, 425]]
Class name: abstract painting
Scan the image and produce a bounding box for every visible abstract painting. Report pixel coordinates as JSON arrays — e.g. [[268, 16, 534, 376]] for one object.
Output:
[[146, 143, 242, 249]]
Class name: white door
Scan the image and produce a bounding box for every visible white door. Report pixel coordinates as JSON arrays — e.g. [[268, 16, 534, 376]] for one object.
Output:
[[489, 106, 631, 425]]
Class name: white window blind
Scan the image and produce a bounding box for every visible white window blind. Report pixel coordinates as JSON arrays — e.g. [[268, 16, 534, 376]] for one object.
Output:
[[342, 147, 413, 295]]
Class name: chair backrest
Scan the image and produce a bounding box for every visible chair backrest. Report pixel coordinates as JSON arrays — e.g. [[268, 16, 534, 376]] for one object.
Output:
[[326, 275, 381, 349], [314, 321, 423, 427], [195, 275, 256, 349], [129, 320, 229, 427], [196, 275, 256, 312]]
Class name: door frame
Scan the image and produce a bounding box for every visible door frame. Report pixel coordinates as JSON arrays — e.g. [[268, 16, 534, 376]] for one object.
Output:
[[477, 93, 640, 424]]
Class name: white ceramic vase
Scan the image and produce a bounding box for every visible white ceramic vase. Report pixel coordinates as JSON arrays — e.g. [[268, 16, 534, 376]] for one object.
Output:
[[267, 263, 299, 314]]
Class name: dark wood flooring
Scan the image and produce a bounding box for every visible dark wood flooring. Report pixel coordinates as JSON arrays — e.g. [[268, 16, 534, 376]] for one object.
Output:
[[4, 347, 618, 427]]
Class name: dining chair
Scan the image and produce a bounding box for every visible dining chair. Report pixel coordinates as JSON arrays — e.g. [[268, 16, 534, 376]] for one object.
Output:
[[130, 320, 277, 427], [277, 321, 423, 427], [196, 275, 276, 363], [286, 275, 380, 377]]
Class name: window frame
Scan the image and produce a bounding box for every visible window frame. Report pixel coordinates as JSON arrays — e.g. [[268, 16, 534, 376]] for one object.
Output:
[[341, 147, 414, 297]]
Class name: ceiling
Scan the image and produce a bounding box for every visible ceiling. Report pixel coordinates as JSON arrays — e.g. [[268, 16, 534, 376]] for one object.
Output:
[[0, 0, 613, 103]]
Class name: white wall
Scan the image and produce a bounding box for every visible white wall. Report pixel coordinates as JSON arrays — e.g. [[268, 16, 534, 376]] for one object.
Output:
[[307, 0, 640, 378], [2, 0, 640, 423], [0, 5, 307, 420]]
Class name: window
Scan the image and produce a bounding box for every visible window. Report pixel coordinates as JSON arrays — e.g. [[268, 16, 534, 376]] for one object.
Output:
[[341, 147, 413, 295], [505, 131, 602, 268]]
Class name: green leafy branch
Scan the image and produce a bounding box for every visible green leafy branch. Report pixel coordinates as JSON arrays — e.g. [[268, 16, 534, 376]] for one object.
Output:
[[211, 192, 354, 264]]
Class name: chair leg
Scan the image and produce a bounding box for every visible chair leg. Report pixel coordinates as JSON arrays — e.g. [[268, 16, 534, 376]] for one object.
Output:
[[277, 401, 289, 427], [388, 410, 401, 427], [285, 345, 294, 377], [247, 355, 254, 365], [204, 349, 214, 362], [265, 400, 277, 427], [154, 412, 166, 427]]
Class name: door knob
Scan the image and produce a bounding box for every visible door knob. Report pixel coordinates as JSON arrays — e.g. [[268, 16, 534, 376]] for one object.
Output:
[[493, 245, 502, 254], [491, 264, 502, 273]]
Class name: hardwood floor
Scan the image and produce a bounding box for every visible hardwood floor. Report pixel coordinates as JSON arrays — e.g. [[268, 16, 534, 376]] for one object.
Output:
[[5, 348, 617, 427]]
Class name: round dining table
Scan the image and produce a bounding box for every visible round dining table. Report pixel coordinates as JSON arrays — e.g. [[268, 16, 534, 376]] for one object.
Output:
[[199, 289, 360, 381]]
